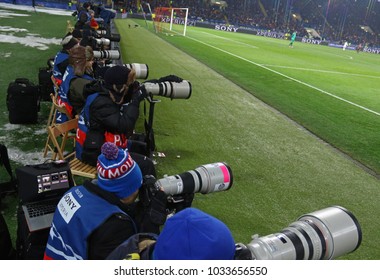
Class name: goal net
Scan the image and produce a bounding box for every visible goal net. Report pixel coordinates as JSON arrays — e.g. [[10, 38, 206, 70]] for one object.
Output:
[[152, 7, 189, 36]]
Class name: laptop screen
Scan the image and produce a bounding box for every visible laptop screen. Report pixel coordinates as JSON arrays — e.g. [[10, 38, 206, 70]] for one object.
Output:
[[17, 162, 74, 203], [37, 171, 70, 194]]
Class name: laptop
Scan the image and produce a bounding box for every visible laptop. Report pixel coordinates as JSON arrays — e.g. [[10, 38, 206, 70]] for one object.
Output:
[[16, 161, 74, 232]]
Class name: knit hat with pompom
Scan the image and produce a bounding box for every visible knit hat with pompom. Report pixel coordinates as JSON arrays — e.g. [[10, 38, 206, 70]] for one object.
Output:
[[96, 142, 142, 199]]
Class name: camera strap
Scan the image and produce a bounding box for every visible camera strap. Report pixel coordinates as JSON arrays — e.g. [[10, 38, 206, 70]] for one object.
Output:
[[142, 99, 156, 156]]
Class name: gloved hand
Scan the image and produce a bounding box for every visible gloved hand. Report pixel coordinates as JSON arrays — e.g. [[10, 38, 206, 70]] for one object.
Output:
[[138, 175, 168, 226], [130, 80, 141, 91], [146, 189, 168, 226], [131, 87, 147, 103], [158, 75, 183, 83]]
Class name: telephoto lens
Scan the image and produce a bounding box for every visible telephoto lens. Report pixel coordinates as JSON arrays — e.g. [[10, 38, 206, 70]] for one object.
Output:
[[93, 50, 121, 60], [242, 206, 362, 260], [124, 63, 149, 80], [143, 80, 192, 99], [96, 29, 107, 36], [154, 162, 233, 195], [104, 34, 121, 42], [94, 38, 111, 47]]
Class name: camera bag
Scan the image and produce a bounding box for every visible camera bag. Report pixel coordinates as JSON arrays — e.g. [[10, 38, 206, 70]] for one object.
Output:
[[38, 67, 54, 101], [6, 78, 40, 124]]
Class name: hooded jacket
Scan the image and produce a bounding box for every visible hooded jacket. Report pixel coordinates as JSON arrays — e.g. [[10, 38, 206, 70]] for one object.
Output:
[[76, 81, 140, 166]]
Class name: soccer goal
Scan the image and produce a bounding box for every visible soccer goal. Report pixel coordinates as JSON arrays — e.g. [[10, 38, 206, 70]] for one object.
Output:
[[152, 7, 189, 36]]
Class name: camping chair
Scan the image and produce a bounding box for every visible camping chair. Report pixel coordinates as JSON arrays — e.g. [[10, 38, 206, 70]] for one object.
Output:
[[43, 93, 73, 159], [44, 75, 66, 132], [47, 117, 97, 184]]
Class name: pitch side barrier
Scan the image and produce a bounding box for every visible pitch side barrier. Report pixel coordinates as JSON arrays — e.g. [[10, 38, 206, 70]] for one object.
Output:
[[196, 22, 380, 54]]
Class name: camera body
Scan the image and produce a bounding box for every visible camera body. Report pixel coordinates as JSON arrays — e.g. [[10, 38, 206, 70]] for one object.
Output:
[[139, 162, 233, 223]]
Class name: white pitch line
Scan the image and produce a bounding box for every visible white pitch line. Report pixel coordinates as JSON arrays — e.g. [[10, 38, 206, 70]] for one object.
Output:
[[200, 31, 259, 49], [261, 64, 380, 79], [317, 50, 354, 60], [186, 35, 380, 116]]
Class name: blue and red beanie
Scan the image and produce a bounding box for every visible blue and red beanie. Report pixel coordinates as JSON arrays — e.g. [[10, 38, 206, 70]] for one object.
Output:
[[96, 142, 142, 199], [153, 208, 236, 260]]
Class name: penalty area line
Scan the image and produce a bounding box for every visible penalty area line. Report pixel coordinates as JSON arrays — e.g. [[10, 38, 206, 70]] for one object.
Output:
[[186, 35, 380, 117]]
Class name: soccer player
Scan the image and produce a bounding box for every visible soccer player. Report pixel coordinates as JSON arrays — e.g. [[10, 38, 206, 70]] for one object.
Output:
[[343, 41, 348, 51], [289, 31, 297, 48]]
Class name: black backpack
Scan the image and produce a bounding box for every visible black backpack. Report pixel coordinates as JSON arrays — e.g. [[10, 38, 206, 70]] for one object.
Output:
[[6, 78, 40, 124], [38, 67, 54, 102]]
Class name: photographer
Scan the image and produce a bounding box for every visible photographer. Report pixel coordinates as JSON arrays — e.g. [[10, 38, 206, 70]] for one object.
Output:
[[74, 2, 92, 30], [52, 34, 79, 87], [44, 142, 166, 260], [76, 65, 155, 177], [106, 207, 236, 260], [56, 45, 95, 123]]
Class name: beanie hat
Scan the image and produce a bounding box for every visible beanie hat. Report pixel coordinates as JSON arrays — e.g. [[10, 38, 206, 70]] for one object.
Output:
[[69, 45, 94, 76], [97, 142, 143, 199], [69, 45, 93, 61], [90, 18, 99, 30], [90, 17, 99, 30], [61, 35, 78, 50], [104, 65, 131, 88], [153, 208, 236, 260], [71, 29, 83, 39]]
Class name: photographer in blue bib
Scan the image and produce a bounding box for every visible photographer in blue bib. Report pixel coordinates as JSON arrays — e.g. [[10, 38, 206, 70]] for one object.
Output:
[[76, 65, 156, 178], [74, 2, 92, 30], [44, 142, 168, 260]]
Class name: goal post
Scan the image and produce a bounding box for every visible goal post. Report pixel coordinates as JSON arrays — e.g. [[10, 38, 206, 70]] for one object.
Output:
[[153, 7, 189, 36]]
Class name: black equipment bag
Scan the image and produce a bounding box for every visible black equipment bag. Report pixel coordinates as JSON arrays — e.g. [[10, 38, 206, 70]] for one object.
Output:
[[38, 67, 54, 102], [6, 78, 40, 124]]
